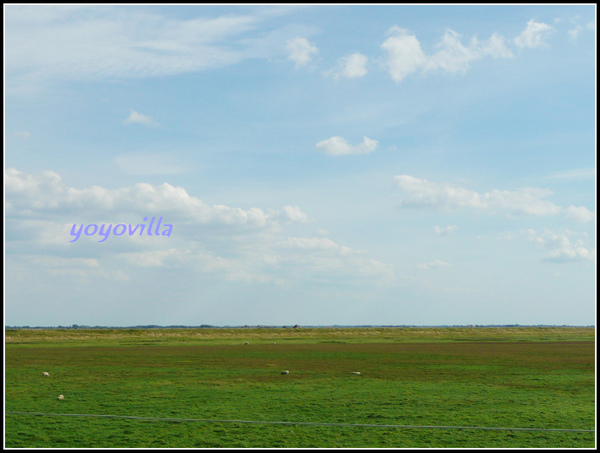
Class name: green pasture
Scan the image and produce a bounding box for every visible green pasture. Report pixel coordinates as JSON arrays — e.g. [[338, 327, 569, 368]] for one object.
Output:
[[4, 326, 595, 347], [4, 328, 596, 447]]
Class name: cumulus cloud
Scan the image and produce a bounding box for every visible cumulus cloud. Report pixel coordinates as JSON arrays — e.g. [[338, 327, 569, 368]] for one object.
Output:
[[521, 229, 595, 263], [381, 26, 513, 82], [283, 205, 309, 223], [565, 206, 596, 223], [316, 136, 379, 156], [514, 19, 553, 49], [327, 52, 368, 79], [286, 37, 318, 66], [394, 175, 594, 222], [381, 27, 427, 82], [4, 167, 291, 228], [5, 167, 393, 286]]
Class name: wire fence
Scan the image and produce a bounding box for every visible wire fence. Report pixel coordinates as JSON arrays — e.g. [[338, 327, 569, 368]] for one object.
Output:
[[5, 411, 595, 433]]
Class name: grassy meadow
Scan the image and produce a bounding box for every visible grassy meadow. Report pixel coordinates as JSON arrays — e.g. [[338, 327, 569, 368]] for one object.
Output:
[[4, 327, 596, 448]]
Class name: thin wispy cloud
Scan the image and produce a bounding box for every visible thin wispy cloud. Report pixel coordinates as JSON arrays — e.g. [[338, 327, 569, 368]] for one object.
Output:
[[434, 225, 458, 236], [514, 19, 553, 49], [544, 168, 595, 181], [5, 6, 262, 91], [13, 131, 31, 139], [327, 52, 368, 79], [416, 259, 449, 270], [123, 110, 157, 127], [114, 152, 188, 175]]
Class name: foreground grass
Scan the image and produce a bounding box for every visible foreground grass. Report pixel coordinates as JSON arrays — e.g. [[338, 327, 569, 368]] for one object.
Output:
[[5, 328, 596, 447]]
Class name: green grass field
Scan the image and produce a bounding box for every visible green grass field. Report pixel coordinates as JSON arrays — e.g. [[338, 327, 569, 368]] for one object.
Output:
[[4, 327, 596, 448]]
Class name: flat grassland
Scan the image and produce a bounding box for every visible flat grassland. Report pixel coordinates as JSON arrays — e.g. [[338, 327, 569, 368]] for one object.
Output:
[[5, 327, 596, 448]]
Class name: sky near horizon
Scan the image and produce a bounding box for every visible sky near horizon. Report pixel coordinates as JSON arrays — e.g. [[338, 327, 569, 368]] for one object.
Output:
[[4, 4, 596, 327]]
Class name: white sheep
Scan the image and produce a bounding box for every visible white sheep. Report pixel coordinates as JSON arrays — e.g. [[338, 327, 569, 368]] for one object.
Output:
[[281, 370, 289, 375], [43, 372, 50, 377], [352, 372, 361, 375], [57, 395, 64, 400]]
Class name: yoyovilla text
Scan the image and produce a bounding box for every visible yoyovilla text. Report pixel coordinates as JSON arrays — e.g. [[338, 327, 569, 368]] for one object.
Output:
[[70, 217, 173, 242]]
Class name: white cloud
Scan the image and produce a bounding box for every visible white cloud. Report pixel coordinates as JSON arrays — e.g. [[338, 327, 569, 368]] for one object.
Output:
[[514, 19, 553, 49], [568, 24, 584, 40], [479, 32, 515, 58], [382, 26, 513, 82], [434, 225, 458, 236], [316, 136, 379, 156], [381, 27, 427, 82], [424, 30, 513, 73], [565, 206, 596, 223], [120, 248, 187, 267], [6, 167, 393, 287], [33, 256, 100, 268], [521, 229, 595, 263], [394, 175, 594, 222], [566, 18, 596, 40], [416, 259, 449, 270], [123, 110, 157, 127], [13, 131, 31, 139], [283, 236, 347, 252], [12, 253, 129, 282], [545, 167, 595, 181], [328, 52, 368, 79], [280, 237, 395, 285], [4, 167, 288, 228], [425, 29, 476, 73], [283, 205, 309, 223], [116, 234, 394, 285], [286, 37, 318, 67]]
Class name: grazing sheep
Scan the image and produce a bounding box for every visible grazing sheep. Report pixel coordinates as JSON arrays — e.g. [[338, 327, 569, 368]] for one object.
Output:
[[244, 342, 249, 345], [43, 372, 50, 377], [57, 395, 64, 400], [281, 370, 289, 375], [352, 372, 361, 375]]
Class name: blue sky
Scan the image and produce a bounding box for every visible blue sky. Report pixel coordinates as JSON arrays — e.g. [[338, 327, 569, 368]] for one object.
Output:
[[5, 4, 596, 326]]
